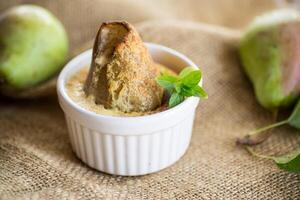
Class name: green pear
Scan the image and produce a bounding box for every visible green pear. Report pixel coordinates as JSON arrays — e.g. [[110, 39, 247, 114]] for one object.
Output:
[[0, 5, 68, 96], [239, 9, 300, 110]]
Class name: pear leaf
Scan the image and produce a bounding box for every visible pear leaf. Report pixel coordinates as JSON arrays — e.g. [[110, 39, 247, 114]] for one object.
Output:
[[287, 100, 300, 129], [273, 148, 300, 173]]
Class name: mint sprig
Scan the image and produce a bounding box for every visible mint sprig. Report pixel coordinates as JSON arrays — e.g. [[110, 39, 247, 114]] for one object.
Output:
[[156, 67, 208, 108]]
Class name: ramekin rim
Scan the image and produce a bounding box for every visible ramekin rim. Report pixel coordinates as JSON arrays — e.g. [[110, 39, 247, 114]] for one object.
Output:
[[57, 42, 201, 121]]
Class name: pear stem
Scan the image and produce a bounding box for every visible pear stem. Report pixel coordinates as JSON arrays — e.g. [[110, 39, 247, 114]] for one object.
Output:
[[245, 146, 274, 160], [248, 119, 289, 136], [237, 118, 289, 146]]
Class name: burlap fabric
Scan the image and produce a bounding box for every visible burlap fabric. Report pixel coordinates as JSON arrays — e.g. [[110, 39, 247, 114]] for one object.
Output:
[[0, 0, 300, 199]]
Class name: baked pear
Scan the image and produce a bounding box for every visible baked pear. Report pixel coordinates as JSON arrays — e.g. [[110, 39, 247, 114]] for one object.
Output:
[[84, 21, 163, 113]]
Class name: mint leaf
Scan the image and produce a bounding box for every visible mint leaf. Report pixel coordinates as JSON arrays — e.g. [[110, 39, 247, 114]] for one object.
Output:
[[156, 75, 178, 92], [182, 70, 201, 87], [180, 85, 195, 96], [180, 85, 208, 98], [169, 92, 184, 108], [156, 67, 207, 108], [192, 85, 208, 98], [179, 67, 196, 78], [174, 82, 182, 93], [273, 149, 300, 173]]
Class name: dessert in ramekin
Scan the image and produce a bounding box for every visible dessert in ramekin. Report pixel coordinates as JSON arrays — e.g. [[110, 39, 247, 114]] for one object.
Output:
[[57, 43, 201, 176]]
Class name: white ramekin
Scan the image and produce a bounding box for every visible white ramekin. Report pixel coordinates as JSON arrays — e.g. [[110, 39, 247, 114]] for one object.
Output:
[[57, 43, 201, 176]]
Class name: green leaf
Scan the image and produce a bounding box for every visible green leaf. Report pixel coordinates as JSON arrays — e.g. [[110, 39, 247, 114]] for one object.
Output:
[[246, 147, 300, 173], [192, 85, 208, 98], [169, 92, 184, 108], [180, 85, 208, 98], [288, 100, 300, 129], [180, 85, 195, 97], [156, 67, 207, 108], [182, 70, 202, 87], [156, 75, 178, 92], [273, 148, 300, 173], [179, 67, 196, 78], [174, 82, 182, 93]]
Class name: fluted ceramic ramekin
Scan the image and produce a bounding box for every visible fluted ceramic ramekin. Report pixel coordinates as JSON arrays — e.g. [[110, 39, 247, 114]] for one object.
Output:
[[57, 43, 201, 176]]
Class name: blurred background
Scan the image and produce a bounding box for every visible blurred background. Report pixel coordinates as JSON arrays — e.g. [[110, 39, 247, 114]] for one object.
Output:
[[0, 0, 282, 55]]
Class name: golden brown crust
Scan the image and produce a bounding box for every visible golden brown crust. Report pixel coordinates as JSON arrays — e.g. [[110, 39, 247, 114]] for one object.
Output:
[[84, 21, 163, 113]]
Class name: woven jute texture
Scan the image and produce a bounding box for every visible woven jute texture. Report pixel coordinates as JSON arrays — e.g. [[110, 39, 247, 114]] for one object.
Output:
[[0, 0, 300, 199]]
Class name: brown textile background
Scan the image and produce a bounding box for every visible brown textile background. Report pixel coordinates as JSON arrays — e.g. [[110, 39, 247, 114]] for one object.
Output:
[[0, 0, 300, 199]]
